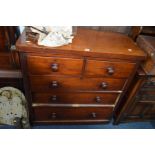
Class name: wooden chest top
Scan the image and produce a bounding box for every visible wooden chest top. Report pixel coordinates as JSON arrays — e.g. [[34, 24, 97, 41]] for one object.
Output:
[[16, 28, 146, 61]]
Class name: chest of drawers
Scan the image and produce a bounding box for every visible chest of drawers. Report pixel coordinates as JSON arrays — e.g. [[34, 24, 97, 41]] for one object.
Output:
[[16, 28, 145, 124]]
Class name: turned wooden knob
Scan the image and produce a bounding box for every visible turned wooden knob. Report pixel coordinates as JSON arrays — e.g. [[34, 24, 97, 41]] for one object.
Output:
[[91, 112, 97, 118], [51, 112, 57, 119], [95, 96, 102, 103], [101, 82, 108, 89], [50, 95, 57, 102], [107, 67, 114, 75], [51, 63, 58, 72], [51, 81, 59, 88]]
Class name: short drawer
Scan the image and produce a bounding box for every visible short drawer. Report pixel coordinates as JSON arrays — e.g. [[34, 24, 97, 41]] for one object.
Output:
[[33, 107, 113, 121], [32, 92, 119, 105], [30, 76, 126, 92], [27, 56, 83, 75], [85, 59, 136, 78]]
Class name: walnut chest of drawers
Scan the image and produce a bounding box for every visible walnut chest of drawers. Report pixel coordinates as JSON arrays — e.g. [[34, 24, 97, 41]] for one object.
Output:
[[16, 28, 146, 125]]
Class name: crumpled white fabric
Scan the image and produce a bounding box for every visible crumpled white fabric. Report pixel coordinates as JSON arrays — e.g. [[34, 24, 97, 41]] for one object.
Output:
[[30, 26, 74, 47]]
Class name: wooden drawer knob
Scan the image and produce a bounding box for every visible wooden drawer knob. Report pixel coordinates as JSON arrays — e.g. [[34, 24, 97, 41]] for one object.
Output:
[[50, 95, 57, 102], [51, 112, 57, 119], [51, 81, 59, 88], [107, 67, 114, 75], [101, 82, 108, 89], [95, 96, 102, 103], [91, 112, 97, 118], [51, 63, 59, 72]]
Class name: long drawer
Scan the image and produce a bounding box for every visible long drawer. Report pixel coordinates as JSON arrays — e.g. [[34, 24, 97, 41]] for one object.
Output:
[[33, 106, 113, 121], [32, 92, 120, 105], [30, 76, 126, 92], [27, 55, 83, 75], [85, 59, 136, 78]]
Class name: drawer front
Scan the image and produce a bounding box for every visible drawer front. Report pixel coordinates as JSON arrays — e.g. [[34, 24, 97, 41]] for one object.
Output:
[[33, 107, 113, 121], [85, 60, 136, 78], [27, 56, 83, 75], [30, 76, 126, 92], [32, 92, 119, 105]]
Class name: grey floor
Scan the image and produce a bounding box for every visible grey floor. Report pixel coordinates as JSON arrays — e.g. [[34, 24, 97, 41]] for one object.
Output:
[[1, 121, 155, 129]]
